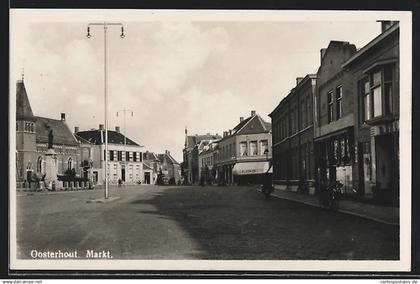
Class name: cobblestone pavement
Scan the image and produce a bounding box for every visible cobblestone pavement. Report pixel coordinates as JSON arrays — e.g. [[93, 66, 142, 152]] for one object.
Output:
[[16, 185, 399, 260]]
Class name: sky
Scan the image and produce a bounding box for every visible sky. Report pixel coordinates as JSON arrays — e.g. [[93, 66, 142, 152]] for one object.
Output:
[[11, 11, 384, 163]]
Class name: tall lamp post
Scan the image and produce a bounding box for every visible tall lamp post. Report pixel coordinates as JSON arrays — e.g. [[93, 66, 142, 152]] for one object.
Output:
[[87, 22, 125, 199], [117, 108, 134, 183]]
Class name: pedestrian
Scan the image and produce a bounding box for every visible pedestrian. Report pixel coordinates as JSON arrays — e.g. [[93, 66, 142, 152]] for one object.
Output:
[[118, 178, 122, 188]]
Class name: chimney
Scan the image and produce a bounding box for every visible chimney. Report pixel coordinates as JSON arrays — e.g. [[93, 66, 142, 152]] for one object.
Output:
[[296, 77, 304, 85], [74, 126, 79, 133], [378, 20, 396, 33], [166, 150, 170, 155], [223, 131, 227, 137], [99, 124, 104, 131], [60, 113, 66, 121], [115, 126, 120, 133], [240, 117, 244, 122], [251, 110, 256, 116], [320, 48, 327, 62]]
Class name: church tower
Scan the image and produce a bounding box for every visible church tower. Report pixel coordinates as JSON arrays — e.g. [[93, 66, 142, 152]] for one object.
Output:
[[16, 79, 37, 183]]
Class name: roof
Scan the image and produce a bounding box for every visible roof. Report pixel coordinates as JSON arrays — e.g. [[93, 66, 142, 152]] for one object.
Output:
[[143, 151, 159, 161], [185, 134, 222, 148], [34, 116, 79, 146], [75, 130, 140, 146], [342, 23, 399, 68], [143, 162, 153, 170], [234, 114, 271, 136], [16, 80, 35, 121], [158, 151, 180, 165]]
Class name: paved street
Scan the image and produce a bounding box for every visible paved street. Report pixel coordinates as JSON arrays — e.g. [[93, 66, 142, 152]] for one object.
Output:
[[16, 185, 399, 260]]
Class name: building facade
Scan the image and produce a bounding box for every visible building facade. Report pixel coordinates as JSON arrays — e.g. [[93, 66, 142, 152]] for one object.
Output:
[[270, 75, 317, 193], [16, 80, 81, 189], [158, 150, 181, 184], [218, 110, 272, 185], [342, 22, 400, 205], [183, 131, 221, 184], [75, 126, 144, 185], [198, 140, 219, 184], [313, 41, 358, 196]]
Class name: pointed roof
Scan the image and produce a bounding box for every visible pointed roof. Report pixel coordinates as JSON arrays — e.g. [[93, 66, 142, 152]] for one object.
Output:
[[158, 151, 179, 165], [143, 151, 159, 161], [234, 114, 271, 136], [16, 80, 35, 121]]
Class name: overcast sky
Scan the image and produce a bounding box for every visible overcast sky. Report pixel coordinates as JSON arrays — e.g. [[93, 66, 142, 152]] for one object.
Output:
[[11, 11, 384, 162]]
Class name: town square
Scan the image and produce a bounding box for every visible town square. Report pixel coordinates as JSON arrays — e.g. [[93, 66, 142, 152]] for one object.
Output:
[[10, 10, 408, 270]]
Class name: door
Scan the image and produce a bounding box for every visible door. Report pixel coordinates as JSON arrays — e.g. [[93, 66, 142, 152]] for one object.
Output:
[[360, 141, 373, 196], [121, 168, 126, 182], [145, 172, 150, 184]]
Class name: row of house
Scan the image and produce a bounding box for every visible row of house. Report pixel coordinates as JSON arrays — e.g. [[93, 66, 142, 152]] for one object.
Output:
[[15, 79, 181, 189], [182, 110, 272, 186], [269, 21, 400, 206]]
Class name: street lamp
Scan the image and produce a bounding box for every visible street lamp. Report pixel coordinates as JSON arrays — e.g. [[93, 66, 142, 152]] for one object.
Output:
[[117, 108, 134, 184], [87, 22, 125, 199]]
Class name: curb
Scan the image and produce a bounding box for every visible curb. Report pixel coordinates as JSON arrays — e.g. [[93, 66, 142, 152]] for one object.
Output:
[[271, 192, 399, 226]]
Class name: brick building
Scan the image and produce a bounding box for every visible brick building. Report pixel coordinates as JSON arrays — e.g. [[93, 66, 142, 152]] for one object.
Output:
[[313, 41, 358, 195], [218, 110, 272, 185], [15, 80, 81, 189], [270, 75, 317, 193], [157, 150, 181, 184], [182, 130, 221, 184], [342, 22, 400, 205]]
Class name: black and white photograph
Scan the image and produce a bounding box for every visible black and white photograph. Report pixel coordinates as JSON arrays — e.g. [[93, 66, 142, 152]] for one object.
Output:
[[9, 9, 412, 271]]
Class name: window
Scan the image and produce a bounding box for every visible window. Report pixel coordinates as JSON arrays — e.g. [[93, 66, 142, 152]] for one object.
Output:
[[68, 157, 73, 170], [372, 71, 382, 117], [307, 97, 312, 124], [301, 100, 306, 129], [117, 151, 122, 161], [327, 91, 334, 123], [139, 152, 143, 162], [249, 141, 257, 156], [362, 80, 371, 122], [133, 152, 137, 162], [384, 66, 393, 115], [37, 156, 43, 173], [260, 140, 269, 156], [109, 150, 114, 161], [336, 86, 343, 119], [239, 142, 247, 156]]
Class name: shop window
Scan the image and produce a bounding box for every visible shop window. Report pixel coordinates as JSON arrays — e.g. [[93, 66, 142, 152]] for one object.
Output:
[[336, 86, 343, 119], [327, 91, 334, 123]]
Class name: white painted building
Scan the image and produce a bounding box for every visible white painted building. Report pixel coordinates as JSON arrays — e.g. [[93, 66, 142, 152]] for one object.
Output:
[[75, 125, 144, 185]]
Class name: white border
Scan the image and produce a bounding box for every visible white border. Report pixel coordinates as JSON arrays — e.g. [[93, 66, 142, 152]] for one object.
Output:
[[9, 9, 412, 271]]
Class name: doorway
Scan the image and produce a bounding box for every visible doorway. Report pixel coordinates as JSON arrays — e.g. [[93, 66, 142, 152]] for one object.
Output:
[[145, 172, 150, 184], [121, 168, 126, 182]]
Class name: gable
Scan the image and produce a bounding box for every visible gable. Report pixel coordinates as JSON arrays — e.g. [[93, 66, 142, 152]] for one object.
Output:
[[236, 115, 270, 135]]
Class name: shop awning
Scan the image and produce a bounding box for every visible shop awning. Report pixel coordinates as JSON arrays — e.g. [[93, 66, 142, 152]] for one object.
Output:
[[232, 161, 272, 176]]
